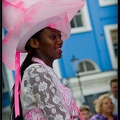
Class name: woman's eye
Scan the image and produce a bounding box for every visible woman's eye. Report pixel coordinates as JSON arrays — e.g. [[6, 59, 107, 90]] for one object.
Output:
[[50, 34, 62, 39], [51, 35, 56, 39]]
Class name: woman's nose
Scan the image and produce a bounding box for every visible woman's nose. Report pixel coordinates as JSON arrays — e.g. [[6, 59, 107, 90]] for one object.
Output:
[[108, 103, 112, 106], [57, 38, 63, 44]]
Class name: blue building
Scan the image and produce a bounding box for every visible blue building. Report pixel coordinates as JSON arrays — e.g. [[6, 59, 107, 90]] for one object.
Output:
[[2, 0, 118, 118], [57, 0, 118, 111]]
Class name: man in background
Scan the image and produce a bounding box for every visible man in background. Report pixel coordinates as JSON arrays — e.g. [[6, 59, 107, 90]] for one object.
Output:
[[110, 78, 118, 115]]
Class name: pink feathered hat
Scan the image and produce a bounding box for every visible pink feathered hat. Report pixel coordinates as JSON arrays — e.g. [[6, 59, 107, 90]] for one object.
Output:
[[2, 0, 85, 70]]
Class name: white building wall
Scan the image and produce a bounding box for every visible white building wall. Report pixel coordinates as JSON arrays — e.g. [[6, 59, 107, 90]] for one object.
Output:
[[62, 70, 117, 108]]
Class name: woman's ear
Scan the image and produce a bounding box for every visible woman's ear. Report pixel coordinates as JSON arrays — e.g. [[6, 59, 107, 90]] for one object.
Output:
[[29, 38, 39, 49]]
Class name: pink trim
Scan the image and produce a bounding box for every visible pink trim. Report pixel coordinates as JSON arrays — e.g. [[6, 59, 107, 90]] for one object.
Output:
[[32, 57, 46, 66], [72, 100, 85, 120], [14, 52, 21, 117]]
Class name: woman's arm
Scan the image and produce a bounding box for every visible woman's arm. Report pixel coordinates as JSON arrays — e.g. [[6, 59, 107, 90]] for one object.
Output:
[[23, 64, 70, 120]]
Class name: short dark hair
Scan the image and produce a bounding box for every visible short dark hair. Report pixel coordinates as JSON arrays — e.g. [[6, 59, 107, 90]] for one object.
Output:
[[110, 78, 118, 86]]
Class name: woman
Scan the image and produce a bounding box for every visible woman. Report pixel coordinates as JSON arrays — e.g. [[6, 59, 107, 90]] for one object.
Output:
[[2, 1, 86, 119], [90, 94, 118, 120], [18, 27, 83, 120]]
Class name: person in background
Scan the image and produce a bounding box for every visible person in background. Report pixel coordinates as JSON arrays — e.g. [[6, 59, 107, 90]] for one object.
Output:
[[90, 94, 118, 120], [110, 78, 118, 115], [92, 98, 98, 114], [80, 105, 92, 120]]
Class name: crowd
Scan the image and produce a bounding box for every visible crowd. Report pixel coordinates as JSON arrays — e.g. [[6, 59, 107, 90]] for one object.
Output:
[[74, 78, 118, 120]]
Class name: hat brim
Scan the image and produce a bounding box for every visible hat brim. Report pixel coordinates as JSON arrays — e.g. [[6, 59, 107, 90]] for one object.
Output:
[[16, 14, 70, 53]]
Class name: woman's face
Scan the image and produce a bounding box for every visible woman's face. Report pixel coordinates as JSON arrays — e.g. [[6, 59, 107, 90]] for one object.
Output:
[[101, 98, 114, 114], [37, 27, 63, 61]]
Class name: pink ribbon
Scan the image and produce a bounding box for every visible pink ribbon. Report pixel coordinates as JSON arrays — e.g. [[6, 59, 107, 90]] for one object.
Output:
[[14, 51, 21, 117], [72, 100, 85, 120]]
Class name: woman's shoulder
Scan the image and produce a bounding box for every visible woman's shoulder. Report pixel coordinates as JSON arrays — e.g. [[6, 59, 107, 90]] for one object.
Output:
[[90, 114, 103, 120], [113, 114, 118, 120], [25, 63, 45, 71], [23, 63, 49, 76]]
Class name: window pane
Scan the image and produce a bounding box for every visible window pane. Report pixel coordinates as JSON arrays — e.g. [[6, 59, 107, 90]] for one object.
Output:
[[110, 29, 118, 57], [70, 19, 75, 28], [76, 15, 83, 27], [79, 63, 84, 72], [70, 11, 83, 28], [111, 29, 118, 44], [114, 44, 118, 57], [85, 61, 95, 71]]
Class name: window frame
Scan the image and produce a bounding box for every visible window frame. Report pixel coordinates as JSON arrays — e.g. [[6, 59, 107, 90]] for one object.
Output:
[[71, 5, 92, 34], [104, 24, 118, 69], [98, 0, 118, 7]]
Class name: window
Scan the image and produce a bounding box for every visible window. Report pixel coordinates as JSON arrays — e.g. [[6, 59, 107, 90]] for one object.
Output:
[[110, 29, 118, 57], [79, 61, 95, 72], [98, 0, 118, 7], [78, 60, 100, 75], [104, 24, 118, 69], [70, 5, 92, 34], [70, 10, 83, 28]]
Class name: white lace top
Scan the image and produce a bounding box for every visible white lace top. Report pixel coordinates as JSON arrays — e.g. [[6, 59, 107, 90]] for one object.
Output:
[[20, 57, 82, 120]]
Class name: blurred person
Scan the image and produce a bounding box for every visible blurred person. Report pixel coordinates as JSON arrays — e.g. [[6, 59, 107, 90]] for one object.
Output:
[[92, 98, 98, 114], [93, 98, 98, 108], [90, 94, 118, 120], [110, 79, 118, 115], [80, 105, 92, 120]]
